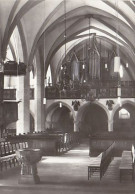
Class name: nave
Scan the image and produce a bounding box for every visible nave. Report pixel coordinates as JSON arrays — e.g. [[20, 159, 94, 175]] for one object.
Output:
[[0, 139, 135, 194]]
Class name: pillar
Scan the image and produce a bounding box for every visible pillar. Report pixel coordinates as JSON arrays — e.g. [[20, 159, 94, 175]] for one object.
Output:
[[108, 111, 113, 132], [108, 120, 113, 132], [16, 72, 30, 134], [0, 37, 4, 139], [74, 111, 78, 132], [0, 72, 4, 138], [34, 55, 44, 132]]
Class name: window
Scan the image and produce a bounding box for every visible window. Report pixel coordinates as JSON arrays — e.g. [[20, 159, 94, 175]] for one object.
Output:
[[119, 108, 130, 119], [46, 65, 52, 86]]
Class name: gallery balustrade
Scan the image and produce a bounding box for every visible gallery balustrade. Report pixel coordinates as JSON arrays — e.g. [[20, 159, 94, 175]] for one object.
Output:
[[45, 81, 135, 99]]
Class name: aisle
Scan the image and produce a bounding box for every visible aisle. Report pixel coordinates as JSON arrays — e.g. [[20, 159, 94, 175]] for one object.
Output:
[[38, 140, 90, 185]]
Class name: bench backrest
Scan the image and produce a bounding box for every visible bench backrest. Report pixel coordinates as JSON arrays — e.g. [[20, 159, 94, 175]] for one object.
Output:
[[121, 150, 133, 166], [101, 141, 115, 163], [0, 141, 28, 157], [131, 145, 135, 163]]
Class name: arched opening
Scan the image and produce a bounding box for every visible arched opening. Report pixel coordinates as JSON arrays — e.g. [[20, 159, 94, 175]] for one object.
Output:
[[78, 103, 108, 138], [113, 103, 135, 135], [46, 104, 74, 133]]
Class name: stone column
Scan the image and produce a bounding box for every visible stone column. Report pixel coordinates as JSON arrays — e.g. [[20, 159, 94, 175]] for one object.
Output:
[[16, 72, 30, 134], [108, 110, 113, 132], [34, 56, 44, 132], [0, 72, 4, 138], [74, 111, 78, 132], [108, 120, 113, 132], [0, 40, 4, 138]]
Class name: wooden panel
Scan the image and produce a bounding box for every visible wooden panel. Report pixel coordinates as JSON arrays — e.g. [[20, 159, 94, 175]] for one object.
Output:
[[0, 73, 4, 102], [3, 102, 18, 126], [3, 89, 16, 100], [4, 61, 26, 75], [99, 88, 109, 98], [121, 87, 135, 98], [109, 88, 117, 97], [89, 138, 135, 157], [28, 139, 58, 156]]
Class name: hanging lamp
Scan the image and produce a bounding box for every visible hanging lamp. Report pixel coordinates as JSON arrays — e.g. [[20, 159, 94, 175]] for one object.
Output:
[[105, 64, 108, 69], [64, 0, 67, 67], [117, 86, 121, 97], [59, 102, 62, 108], [119, 65, 123, 78], [43, 0, 46, 105], [81, 44, 86, 84], [43, 97, 46, 104], [114, 56, 120, 72], [104, 39, 108, 70], [114, 0, 120, 73], [117, 81, 121, 107]]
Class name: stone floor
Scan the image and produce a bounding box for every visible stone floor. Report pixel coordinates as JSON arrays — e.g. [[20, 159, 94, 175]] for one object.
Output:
[[0, 139, 135, 194]]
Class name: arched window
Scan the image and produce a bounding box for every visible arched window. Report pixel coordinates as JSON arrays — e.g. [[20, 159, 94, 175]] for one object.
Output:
[[30, 70, 34, 88], [46, 65, 52, 86], [119, 108, 130, 119]]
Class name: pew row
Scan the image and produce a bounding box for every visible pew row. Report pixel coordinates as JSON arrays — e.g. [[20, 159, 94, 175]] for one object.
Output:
[[119, 145, 135, 182], [88, 141, 115, 180], [0, 141, 28, 171], [6, 132, 80, 156]]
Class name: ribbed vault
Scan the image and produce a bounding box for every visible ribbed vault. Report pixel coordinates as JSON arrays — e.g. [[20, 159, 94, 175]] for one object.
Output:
[[0, 0, 134, 80]]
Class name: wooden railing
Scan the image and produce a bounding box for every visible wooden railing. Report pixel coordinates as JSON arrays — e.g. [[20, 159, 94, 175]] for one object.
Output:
[[89, 132, 135, 157], [6, 132, 80, 156], [3, 81, 135, 101], [3, 88, 34, 100], [46, 81, 135, 99]]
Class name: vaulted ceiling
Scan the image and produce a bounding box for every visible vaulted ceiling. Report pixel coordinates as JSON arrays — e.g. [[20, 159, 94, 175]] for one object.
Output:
[[0, 0, 135, 79]]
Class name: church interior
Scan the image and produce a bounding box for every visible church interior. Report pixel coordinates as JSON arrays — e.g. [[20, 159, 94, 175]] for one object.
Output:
[[0, 0, 135, 193]]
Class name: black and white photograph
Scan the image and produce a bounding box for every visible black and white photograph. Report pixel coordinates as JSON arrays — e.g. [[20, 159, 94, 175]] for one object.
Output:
[[0, 0, 135, 193]]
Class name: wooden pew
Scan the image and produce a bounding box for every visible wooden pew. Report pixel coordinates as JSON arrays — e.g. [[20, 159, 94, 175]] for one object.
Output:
[[88, 141, 115, 180], [119, 150, 134, 182], [88, 153, 103, 180], [132, 145, 135, 164], [0, 141, 28, 171]]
